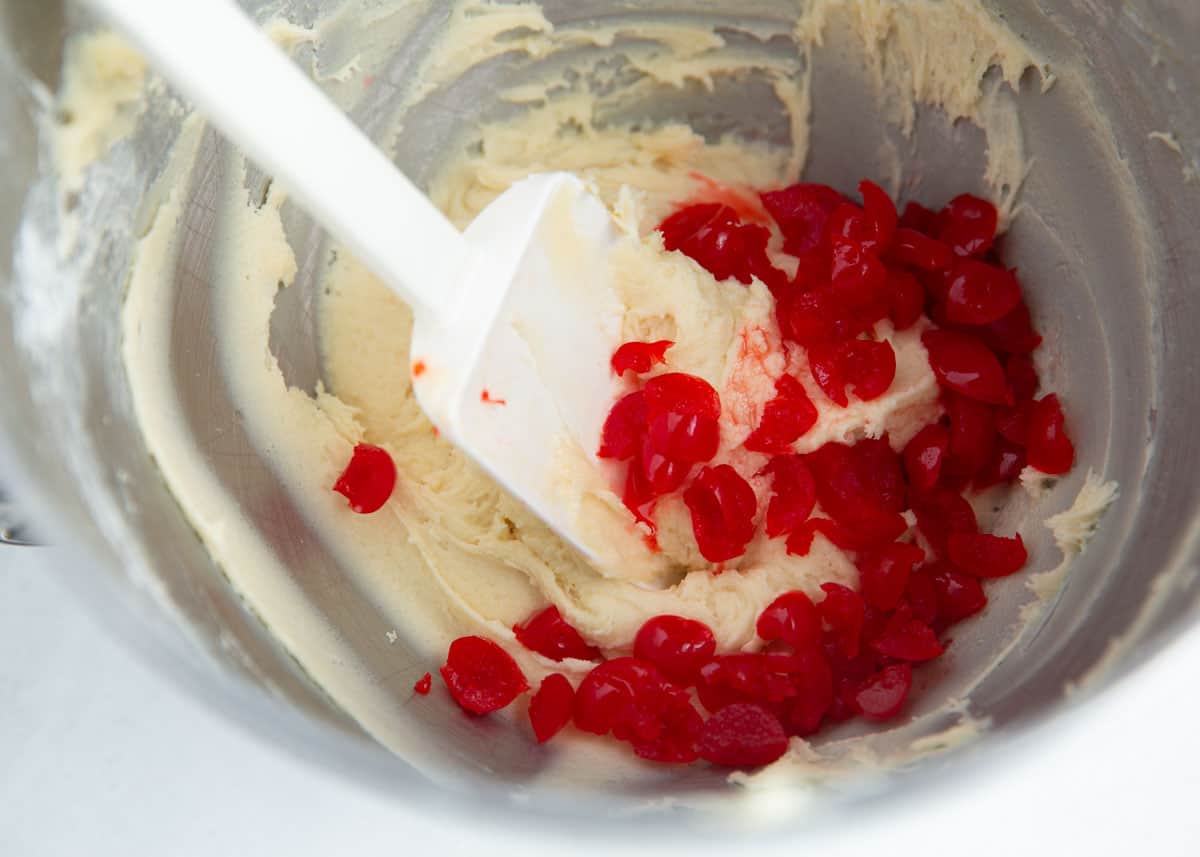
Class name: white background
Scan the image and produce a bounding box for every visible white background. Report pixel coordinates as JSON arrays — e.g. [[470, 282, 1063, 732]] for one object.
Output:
[[3, 545, 1199, 857]]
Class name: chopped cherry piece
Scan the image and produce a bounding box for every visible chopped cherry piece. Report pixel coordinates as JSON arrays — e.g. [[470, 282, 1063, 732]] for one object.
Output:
[[634, 615, 717, 685], [859, 179, 898, 251], [611, 340, 673, 377], [643, 372, 722, 420], [904, 567, 940, 625], [632, 693, 703, 764], [573, 657, 667, 737], [440, 636, 530, 715], [872, 605, 944, 662], [857, 542, 926, 611], [994, 400, 1032, 446], [413, 672, 432, 695], [696, 654, 774, 713], [888, 270, 926, 330], [903, 424, 950, 491], [638, 439, 690, 496], [756, 591, 821, 649], [830, 239, 889, 300], [805, 438, 907, 524], [760, 183, 844, 257], [938, 194, 998, 258], [943, 260, 1022, 325], [776, 285, 871, 346], [744, 375, 819, 453], [899, 201, 940, 235], [890, 227, 953, 271], [1006, 354, 1040, 401], [529, 673, 575, 743], [809, 339, 897, 407], [974, 439, 1026, 490], [658, 203, 778, 285], [944, 393, 997, 479], [855, 662, 913, 721], [977, 299, 1043, 355], [760, 455, 817, 538], [697, 703, 789, 768], [1027, 394, 1075, 474], [823, 512, 910, 552], [683, 464, 758, 562], [927, 561, 989, 624], [776, 647, 835, 736], [598, 390, 648, 461], [333, 443, 397, 514], [947, 532, 1028, 578], [513, 605, 602, 662], [922, 330, 1012, 404], [910, 486, 979, 555], [647, 411, 720, 463], [819, 582, 865, 659]]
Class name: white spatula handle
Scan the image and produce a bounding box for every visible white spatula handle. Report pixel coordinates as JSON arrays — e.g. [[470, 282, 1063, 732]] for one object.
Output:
[[88, 0, 465, 323]]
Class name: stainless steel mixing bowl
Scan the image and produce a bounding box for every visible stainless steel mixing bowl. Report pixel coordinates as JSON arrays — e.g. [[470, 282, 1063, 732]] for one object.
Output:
[[2, 0, 1199, 840]]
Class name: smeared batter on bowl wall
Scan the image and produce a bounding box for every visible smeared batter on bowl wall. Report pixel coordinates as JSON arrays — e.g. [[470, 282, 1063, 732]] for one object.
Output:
[[108, 0, 1117, 777]]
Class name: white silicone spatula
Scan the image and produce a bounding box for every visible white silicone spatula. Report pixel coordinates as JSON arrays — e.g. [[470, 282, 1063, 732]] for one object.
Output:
[[88, 0, 627, 564]]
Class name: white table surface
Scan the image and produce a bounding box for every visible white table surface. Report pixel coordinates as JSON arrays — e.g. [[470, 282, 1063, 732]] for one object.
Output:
[[3, 545, 1199, 857]]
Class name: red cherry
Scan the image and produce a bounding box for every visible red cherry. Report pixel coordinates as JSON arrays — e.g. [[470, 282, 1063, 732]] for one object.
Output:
[[513, 605, 602, 662], [634, 615, 717, 685], [938, 194, 998, 257], [333, 443, 397, 514], [757, 591, 822, 649], [973, 439, 1026, 490], [696, 654, 774, 713], [809, 339, 897, 407], [413, 672, 432, 695], [854, 662, 913, 721], [439, 636, 530, 715], [804, 438, 906, 525], [976, 299, 1043, 355], [857, 542, 926, 611], [646, 411, 720, 463], [598, 390, 648, 461], [658, 203, 780, 286], [638, 438, 690, 496], [947, 532, 1028, 578], [529, 673, 575, 743], [904, 567, 940, 625], [888, 270, 926, 330], [760, 183, 844, 257], [903, 424, 950, 491], [683, 465, 758, 563], [611, 339, 673, 376], [922, 330, 1012, 404], [1005, 354, 1039, 402], [744, 375, 818, 453], [927, 561, 989, 624], [819, 583, 865, 659], [943, 260, 1022, 325], [572, 657, 666, 736], [643, 372, 721, 420], [1027, 394, 1075, 474], [697, 703, 789, 768], [994, 399, 1033, 446], [859, 179, 898, 251], [760, 455, 817, 538], [899, 201, 941, 235], [631, 692, 704, 764], [872, 605, 944, 662], [944, 393, 997, 479], [889, 227, 953, 271], [776, 284, 872, 347], [910, 486, 979, 555], [775, 647, 835, 736]]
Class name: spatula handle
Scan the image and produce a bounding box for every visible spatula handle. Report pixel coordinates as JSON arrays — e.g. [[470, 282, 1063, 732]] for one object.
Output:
[[88, 0, 465, 322]]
